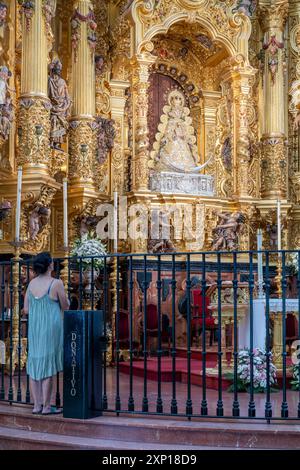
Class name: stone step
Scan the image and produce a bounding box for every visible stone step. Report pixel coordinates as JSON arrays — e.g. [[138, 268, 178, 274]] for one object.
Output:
[[0, 425, 217, 450], [0, 404, 299, 449]]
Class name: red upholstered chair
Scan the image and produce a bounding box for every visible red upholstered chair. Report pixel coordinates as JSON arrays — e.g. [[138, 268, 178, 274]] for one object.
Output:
[[139, 304, 171, 354], [286, 314, 298, 355], [114, 309, 139, 359], [191, 290, 217, 347], [145, 303, 158, 335]]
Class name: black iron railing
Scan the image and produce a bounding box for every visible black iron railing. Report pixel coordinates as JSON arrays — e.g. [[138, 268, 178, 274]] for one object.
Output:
[[1, 250, 300, 421]]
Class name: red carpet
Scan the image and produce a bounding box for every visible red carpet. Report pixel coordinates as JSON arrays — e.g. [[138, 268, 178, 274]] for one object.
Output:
[[119, 351, 294, 391], [119, 357, 232, 390]]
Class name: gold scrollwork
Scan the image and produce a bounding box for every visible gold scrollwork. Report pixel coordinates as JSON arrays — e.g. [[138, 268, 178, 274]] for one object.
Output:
[[17, 98, 51, 167], [69, 120, 97, 182]]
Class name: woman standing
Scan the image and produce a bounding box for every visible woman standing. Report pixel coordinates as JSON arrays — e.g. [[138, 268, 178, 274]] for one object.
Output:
[[23, 252, 69, 415]]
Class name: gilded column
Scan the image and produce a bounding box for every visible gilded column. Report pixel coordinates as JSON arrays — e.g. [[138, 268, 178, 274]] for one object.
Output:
[[69, 0, 97, 187], [131, 52, 156, 192], [259, 1, 289, 199], [232, 67, 256, 198], [201, 91, 222, 166], [18, 0, 52, 173], [110, 80, 130, 195]]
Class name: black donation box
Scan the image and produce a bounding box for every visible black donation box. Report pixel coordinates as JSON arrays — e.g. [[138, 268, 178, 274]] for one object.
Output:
[[63, 310, 105, 419]]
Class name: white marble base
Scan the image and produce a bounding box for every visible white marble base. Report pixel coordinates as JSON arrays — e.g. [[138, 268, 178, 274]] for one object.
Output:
[[150, 171, 214, 196], [238, 298, 299, 351], [239, 299, 266, 351]]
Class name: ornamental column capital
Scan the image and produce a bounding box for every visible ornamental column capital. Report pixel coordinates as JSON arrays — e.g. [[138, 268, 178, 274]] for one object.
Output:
[[231, 67, 257, 96], [258, 1, 289, 33], [130, 52, 157, 84]]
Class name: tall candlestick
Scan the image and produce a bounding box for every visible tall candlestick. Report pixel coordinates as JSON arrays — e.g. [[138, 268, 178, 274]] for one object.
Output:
[[15, 167, 22, 243], [63, 178, 68, 247], [257, 229, 264, 298], [277, 199, 281, 252], [113, 191, 118, 253]]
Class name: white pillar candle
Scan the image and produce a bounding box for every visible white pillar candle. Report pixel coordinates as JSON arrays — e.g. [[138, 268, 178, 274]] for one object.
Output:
[[277, 199, 281, 252], [113, 191, 118, 253], [15, 167, 22, 243], [63, 178, 68, 248], [257, 229, 264, 298]]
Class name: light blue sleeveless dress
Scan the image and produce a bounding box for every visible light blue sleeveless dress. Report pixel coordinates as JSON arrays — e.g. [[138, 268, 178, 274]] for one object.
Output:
[[27, 280, 63, 381]]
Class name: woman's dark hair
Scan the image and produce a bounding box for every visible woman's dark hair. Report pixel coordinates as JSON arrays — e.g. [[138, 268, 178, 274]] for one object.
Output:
[[33, 252, 52, 275]]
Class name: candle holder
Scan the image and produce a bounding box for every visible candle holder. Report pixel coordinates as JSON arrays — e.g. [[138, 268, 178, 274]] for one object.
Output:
[[7, 239, 26, 374], [275, 255, 282, 298], [60, 245, 70, 291]]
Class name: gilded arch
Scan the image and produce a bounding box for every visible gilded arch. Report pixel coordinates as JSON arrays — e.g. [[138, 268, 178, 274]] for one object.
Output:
[[130, 0, 252, 64]]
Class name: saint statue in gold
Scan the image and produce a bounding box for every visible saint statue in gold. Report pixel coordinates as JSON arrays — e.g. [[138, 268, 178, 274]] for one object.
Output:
[[150, 89, 202, 173]]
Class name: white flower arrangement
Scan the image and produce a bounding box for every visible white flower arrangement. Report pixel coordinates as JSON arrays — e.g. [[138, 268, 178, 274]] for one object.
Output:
[[291, 363, 300, 390], [227, 348, 277, 392], [71, 234, 107, 271]]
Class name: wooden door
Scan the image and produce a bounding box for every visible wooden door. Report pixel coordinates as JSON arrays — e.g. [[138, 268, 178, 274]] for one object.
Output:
[[148, 73, 184, 150]]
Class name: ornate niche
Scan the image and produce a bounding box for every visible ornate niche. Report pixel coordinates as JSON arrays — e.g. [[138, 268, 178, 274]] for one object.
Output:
[[148, 70, 190, 152]]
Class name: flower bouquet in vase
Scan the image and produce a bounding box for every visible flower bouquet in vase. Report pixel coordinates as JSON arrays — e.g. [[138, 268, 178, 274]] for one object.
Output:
[[291, 362, 300, 390], [226, 348, 278, 393], [71, 234, 107, 294]]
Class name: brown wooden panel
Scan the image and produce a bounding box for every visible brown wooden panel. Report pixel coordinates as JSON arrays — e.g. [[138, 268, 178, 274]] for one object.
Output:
[[148, 73, 184, 150]]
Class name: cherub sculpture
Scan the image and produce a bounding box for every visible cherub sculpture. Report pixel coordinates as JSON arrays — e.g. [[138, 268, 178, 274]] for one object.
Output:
[[95, 55, 105, 75], [29, 206, 41, 240], [80, 215, 98, 239], [96, 117, 115, 164], [147, 214, 176, 254], [38, 206, 51, 229], [290, 79, 300, 130], [233, 0, 257, 17], [0, 3, 8, 28], [266, 223, 278, 249], [0, 66, 14, 142], [29, 204, 51, 240], [0, 200, 11, 221], [212, 212, 246, 251]]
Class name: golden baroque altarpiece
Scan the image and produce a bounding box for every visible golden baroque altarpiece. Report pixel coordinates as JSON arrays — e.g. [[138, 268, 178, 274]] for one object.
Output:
[[0, 0, 300, 256]]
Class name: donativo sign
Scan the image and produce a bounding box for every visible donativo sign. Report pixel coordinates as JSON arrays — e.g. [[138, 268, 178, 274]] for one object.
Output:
[[63, 310, 103, 419], [65, 329, 82, 401], [70, 332, 78, 397]]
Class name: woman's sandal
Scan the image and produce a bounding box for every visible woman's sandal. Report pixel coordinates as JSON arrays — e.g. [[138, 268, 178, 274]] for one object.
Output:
[[32, 406, 43, 415], [41, 406, 62, 415]]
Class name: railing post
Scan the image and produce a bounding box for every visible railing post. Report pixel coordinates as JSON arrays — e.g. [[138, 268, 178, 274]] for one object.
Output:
[[128, 256, 135, 412], [170, 253, 178, 415], [265, 251, 272, 420], [248, 252, 256, 418], [201, 253, 208, 416], [185, 253, 193, 418], [281, 251, 288, 418], [216, 252, 224, 417], [232, 252, 240, 417]]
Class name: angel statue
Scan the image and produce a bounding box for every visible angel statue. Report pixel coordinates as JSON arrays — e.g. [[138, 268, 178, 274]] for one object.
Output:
[[150, 89, 211, 174], [0, 66, 14, 142], [290, 80, 300, 130], [0, 3, 8, 28], [212, 212, 246, 252], [232, 0, 257, 17], [29, 204, 51, 240], [0, 200, 11, 221], [48, 58, 71, 149]]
